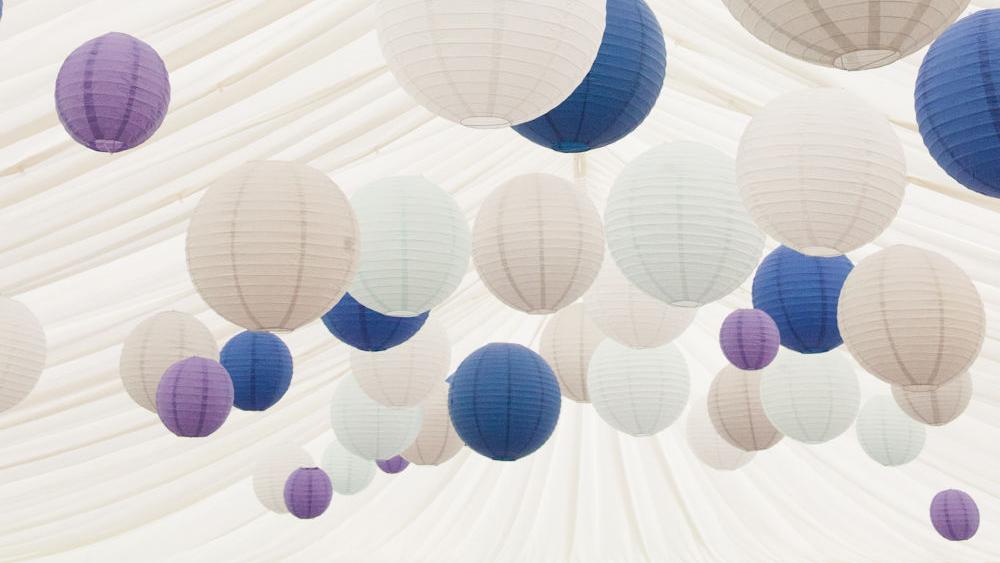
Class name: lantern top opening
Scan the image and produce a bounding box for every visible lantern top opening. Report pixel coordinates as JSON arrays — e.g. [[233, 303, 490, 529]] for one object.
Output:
[[834, 48, 901, 71]]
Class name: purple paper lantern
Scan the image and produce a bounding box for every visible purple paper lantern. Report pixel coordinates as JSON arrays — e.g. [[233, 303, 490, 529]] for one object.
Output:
[[155, 357, 233, 438], [719, 309, 780, 370], [284, 467, 333, 520], [931, 489, 980, 541], [55, 32, 171, 153], [376, 455, 409, 474]]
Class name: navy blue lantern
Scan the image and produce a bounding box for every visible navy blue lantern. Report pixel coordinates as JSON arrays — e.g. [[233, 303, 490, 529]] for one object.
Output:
[[220, 331, 293, 411], [321, 293, 428, 352]]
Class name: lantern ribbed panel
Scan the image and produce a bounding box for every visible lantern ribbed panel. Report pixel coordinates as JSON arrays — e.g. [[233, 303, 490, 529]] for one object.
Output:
[[220, 331, 293, 411], [930, 489, 980, 541], [856, 396, 926, 466], [472, 174, 605, 314], [892, 372, 973, 426], [685, 395, 756, 471], [253, 444, 313, 514], [719, 309, 780, 370], [155, 357, 234, 438], [721, 1, 968, 70], [605, 142, 764, 307], [322, 293, 428, 352], [538, 303, 604, 403], [350, 177, 471, 316], [838, 245, 985, 390], [708, 365, 783, 452], [186, 161, 359, 332], [375, 0, 606, 128], [737, 88, 906, 256], [329, 375, 422, 460], [351, 317, 450, 407], [283, 468, 332, 520], [321, 440, 376, 495], [376, 456, 409, 474], [402, 385, 465, 466], [0, 297, 46, 413], [587, 340, 690, 437]]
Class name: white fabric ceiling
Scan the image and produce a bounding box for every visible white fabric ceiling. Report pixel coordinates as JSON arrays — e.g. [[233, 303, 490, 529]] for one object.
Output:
[[1, 1, 999, 561]]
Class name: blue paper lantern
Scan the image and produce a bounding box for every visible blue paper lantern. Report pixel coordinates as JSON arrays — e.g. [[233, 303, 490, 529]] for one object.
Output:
[[752, 246, 853, 354], [511, 0, 666, 153], [220, 331, 293, 411], [321, 293, 428, 352], [448, 343, 561, 461]]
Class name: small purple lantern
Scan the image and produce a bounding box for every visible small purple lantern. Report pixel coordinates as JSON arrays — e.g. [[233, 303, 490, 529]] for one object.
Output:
[[719, 309, 780, 370], [155, 357, 233, 438], [284, 467, 333, 520], [376, 455, 410, 474], [931, 489, 980, 541]]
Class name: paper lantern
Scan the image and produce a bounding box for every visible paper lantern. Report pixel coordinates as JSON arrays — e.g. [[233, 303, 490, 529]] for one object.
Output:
[[376, 456, 409, 474], [329, 376, 422, 460], [55, 32, 170, 153], [155, 357, 233, 438], [737, 88, 906, 256], [375, 0, 606, 128], [931, 489, 980, 541], [708, 365, 783, 452], [719, 309, 779, 370], [186, 161, 358, 332], [893, 372, 973, 426], [538, 303, 604, 402], [321, 440, 376, 496], [752, 246, 853, 354], [838, 245, 984, 390], [685, 395, 756, 471], [605, 142, 764, 307], [402, 384, 465, 466], [587, 340, 689, 437], [512, 0, 666, 152], [0, 297, 46, 413], [252, 444, 313, 514], [584, 261, 696, 349], [350, 177, 470, 316], [283, 468, 332, 520], [760, 351, 860, 444], [322, 293, 428, 352], [473, 174, 604, 314], [220, 331, 292, 411], [855, 396, 926, 466], [351, 317, 450, 407], [449, 343, 561, 461]]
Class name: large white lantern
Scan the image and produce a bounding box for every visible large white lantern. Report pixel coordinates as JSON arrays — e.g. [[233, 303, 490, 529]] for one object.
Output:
[[473, 174, 604, 314], [375, 0, 606, 128], [350, 177, 471, 316], [856, 395, 926, 466], [252, 443, 313, 513], [708, 365, 783, 452], [838, 245, 985, 390], [352, 317, 450, 407], [538, 303, 604, 403], [892, 372, 973, 427], [329, 375, 422, 460], [0, 297, 46, 413], [737, 88, 905, 256], [685, 395, 756, 471], [119, 311, 217, 412], [186, 161, 359, 331], [402, 384, 465, 466], [321, 440, 376, 495], [605, 142, 764, 307]]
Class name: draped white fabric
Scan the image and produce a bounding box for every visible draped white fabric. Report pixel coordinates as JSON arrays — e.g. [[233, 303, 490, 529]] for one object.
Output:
[[1, 1, 999, 561]]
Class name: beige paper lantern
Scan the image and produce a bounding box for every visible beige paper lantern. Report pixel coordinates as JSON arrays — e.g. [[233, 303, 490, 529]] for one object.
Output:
[[892, 372, 973, 426], [329, 375, 423, 460], [686, 395, 756, 471], [538, 303, 604, 402], [186, 161, 359, 331], [402, 384, 465, 466], [0, 297, 46, 413], [708, 365, 783, 452], [352, 317, 450, 407], [473, 173, 604, 314], [321, 440, 376, 495], [252, 443, 313, 513], [856, 395, 926, 466], [838, 245, 985, 390]]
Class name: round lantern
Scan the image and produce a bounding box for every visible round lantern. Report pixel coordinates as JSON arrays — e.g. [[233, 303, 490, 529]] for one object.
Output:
[[252, 444, 313, 514], [284, 468, 332, 520], [329, 376, 422, 460], [587, 340, 690, 437], [931, 489, 980, 541], [449, 343, 561, 461], [473, 174, 604, 314], [0, 297, 46, 413], [893, 372, 973, 426], [538, 303, 604, 402], [760, 351, 860, 444], [186, 161, 358, 332], [322, 293, 428, 352], [351, 317, 450, 407], [55, 32, 171, 153], [719, 309, 780, 370], [685, 396, 756, 471], [321, 440, 376, 496], [737, 88, 906, 256], [155, 357, 233, 438], [512, 0, 666, 152], [402, 384, 465, 466], [708, 365, 783, 452], [376, 456, 409, 474], [375, 0, 606, 128], [838, 245, 985, 390], [220, 331, 293, 411], [855, 396, 926, 466], [605, 142, 764, 307], [752, 246, 853, 354]]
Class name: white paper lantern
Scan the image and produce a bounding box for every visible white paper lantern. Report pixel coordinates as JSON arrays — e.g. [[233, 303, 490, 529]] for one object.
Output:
[[321, 440, 376, 495], [473, 174, 604, 314], [186, 161, 359, 331], [708, 365, 783, 452], [402, 384, 465, 466], [892, 372, 973, 427], [838, 245, 985, 390], [856, 395, 926, 466], [737, 88, 905, 256], [119, 311, 217, 413], [329, 375, 422, 460], [375, 0, 606, 128], [760, 351, 860, 444], [538, 303, 604, 402], [0, 297, 46, 413], [352, 317, 450, 407], [252, 443, 313, 513], [605, 142, 764, 307], [686, 395, 756, 471]]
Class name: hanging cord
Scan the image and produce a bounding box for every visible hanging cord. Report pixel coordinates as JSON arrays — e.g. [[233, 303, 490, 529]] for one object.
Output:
[[573, 153, 588, 192]]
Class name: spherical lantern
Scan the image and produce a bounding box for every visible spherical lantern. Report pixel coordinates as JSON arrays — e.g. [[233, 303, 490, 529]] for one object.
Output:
[[329, 376, 422, 460], [283, 468, 333, 520], [893, 372, 973, 427], [449, 343, 561, 461], [375, 0, 606, 128], [719, 309, 780, 370], [760, 351, 860, 444], [930, 489, 980, 541], [402, 384, 465, 466], [55, 32, 170, 153], [351, 317, 450, 407], [0, 297, 46, 413], [538, 303, 604, 402], [708, 365, 783, 452], [855, 396, 926, 466], [838, 245, 985, 390], [155, 357, 234, 438], [350, 177, 471, 316], [322, 293, 428, 352], [220, 331, 293, 411], [737, 88, 906, 256], [512, 0, 667, 152], [605, 142, 765, 307], [473, 174, 604, 314], [752, 246, 853, 354], [587, 340, 690, 437], [376, 456, 409, 474], [321, 440, 376, 496], [685, 396, 756, 471], [252, 444, 313, 514], [186, 161, 358, 332]]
